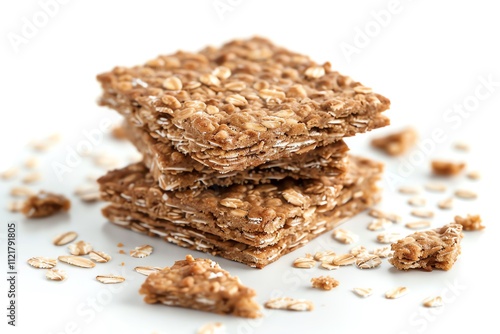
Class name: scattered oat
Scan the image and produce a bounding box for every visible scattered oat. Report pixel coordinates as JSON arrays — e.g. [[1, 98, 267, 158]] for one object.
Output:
[[130, 245, 153, 258], [314, 250, 336, 262], [332, 253, 357, 266], [68, 241, 93, 256], [377, 232, 402, 244], [89, 251, 112, 263], [120, 262, 125, 266], [118, 250, 126, 255], [93, 153, 119, 169], [431, 160, 466, 176], [10, 186, 35, 197], [454, 214, 484, 231], [385, 286, 408, 299], [424, 182, 447, 192], [367, 218, 392, 231], [197, 322, 226, 334], [311, 276, 340, 290], [24, 157, 39, 169], [96, 274, 126, 284], [423, 296, 444, 308], [0, 167, 19, 180], [30, 133, 60, 151], [369, 208, 402, 223], [454, 189, 477, 200], [7, 201, 24, 212], [437, 197, 454, 210], [22, 172, 42, 184], [370, 246, 392, 258], [293, 256, 316, 269], [352, 287, 373, 298], [74, 184, 101, 203], [320, 262, 340, 270], [407, 197, 426, 207], [21, 191, 71, 218], [332, 228, 359, 244], [398, 185, 420, 195], [264, 297, 314, 311], [58, 255, 96, 268], [411, 209, 434, 219], [117, 242, 124, 247], [27, 257, 57, 269], [466, 171, 480, 180], [405, 221, 432, 230], [52, 231, 78, 246], [453, 142, 469, 152], [134, 266, 164, 276], [355, 254, 382, 269], [371, 127, 418, 156], [46, 268, 67, 281], [350, 245, 368, 257]]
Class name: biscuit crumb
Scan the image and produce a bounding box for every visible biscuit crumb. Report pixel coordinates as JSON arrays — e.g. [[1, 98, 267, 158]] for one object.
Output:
[[21, 191, 71, 218], [311, 276, 340, 290], [431, 160, 466, 176], [371, 127, 417, 156]]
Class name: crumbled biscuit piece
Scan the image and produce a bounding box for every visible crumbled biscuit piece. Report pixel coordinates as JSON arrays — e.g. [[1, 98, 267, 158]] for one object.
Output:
[[21, 191, 71, 218], [139, 255, 261, 318], [454, 214, 484, 231], [371, 127, 417, 156], [389, 223, 463, 271], [311, 276, 340, 290], [431, 160, 466, 176]]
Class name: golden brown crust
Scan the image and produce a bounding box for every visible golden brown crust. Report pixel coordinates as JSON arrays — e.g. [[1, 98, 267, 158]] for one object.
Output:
[[97, 37, 390, 172]]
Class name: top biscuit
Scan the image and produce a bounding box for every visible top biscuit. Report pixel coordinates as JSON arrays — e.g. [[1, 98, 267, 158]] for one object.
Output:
[[97, 37, 390, 172]]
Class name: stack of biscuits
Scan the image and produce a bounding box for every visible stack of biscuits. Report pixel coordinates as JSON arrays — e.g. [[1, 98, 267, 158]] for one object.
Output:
[[96, 37, 390, 268]]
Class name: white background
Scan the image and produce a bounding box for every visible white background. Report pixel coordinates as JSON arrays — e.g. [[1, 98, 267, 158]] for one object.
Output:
[[1, 1, 499, 333]]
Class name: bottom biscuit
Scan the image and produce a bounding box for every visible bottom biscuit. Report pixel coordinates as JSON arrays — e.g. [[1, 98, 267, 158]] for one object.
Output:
[[102, 157, 382, 268]]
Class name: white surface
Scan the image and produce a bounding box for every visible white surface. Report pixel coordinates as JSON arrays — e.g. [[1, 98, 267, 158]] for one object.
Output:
[[1, 1, 499, 333]]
